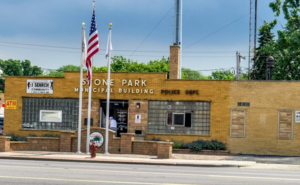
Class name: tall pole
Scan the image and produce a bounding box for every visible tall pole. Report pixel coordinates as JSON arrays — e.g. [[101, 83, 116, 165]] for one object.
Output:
[[77, 65, 83, 153], [179, 0, 182, 79], [104, 24, 112, 154], [248, 0, 258, 80], [236, 52, 240, 80], [77, 23, 86, 154], [86, 58, 92, 154], [174, 0, 182, 79]]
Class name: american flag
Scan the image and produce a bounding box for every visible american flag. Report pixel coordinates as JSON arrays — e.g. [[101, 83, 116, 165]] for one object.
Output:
[[86, 5, 99, 86]]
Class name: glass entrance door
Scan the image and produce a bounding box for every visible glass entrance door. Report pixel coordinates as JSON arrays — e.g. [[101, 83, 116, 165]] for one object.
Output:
[[100, 100, 128, 137]]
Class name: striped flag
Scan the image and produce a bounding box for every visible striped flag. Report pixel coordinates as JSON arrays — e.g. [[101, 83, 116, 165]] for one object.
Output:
[[86, 4, 99, 86]]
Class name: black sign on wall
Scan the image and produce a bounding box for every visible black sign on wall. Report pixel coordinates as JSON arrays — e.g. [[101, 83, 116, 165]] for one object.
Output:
[[84, 118, 93, 126]]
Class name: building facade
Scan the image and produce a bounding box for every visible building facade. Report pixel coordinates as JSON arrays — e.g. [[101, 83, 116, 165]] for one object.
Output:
[[4, 72, 300, 155], [3, 46, 300, 156]]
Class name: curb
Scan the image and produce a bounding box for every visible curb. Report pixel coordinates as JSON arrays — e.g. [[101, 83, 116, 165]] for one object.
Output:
[[0, 156, 240, 168]]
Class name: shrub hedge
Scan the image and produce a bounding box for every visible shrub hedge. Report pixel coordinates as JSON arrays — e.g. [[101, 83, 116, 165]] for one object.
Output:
[[172, 139, 226, 152]]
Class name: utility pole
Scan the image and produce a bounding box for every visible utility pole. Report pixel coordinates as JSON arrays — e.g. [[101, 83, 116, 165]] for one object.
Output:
[[236, 51, 246, 80], [174, 0, 182, 79], [248, 0, 258, 79]]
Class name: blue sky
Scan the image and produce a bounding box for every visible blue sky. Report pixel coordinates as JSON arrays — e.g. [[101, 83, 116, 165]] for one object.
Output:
[[0, 0, 285, 75]]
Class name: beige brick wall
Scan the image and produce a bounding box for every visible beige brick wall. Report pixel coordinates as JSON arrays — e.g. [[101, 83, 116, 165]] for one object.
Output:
[[10, 141, 29, 151], [228, 81, 300, 156], [128, 100, 148, 139], [27, 137, 60, 151], [4, 73, 231, 146], [0, 136, 11, 152], [132, 141, 157, 155], [169, 45, 180, 79]]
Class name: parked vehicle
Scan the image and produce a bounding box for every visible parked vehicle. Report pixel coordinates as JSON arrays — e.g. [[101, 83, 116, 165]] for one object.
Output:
[[0, 115, 3, 135]]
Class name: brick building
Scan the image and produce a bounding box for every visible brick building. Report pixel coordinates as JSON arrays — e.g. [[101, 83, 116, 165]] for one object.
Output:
[[3, 45, 300, 156]]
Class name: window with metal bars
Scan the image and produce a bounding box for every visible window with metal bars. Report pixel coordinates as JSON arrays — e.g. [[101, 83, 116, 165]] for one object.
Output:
[[22, 98, 78, 130], [148, 101, 210, 135]]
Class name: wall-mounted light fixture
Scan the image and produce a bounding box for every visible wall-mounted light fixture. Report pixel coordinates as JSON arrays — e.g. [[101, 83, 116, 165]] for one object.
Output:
[[136, 103, 140, 109]]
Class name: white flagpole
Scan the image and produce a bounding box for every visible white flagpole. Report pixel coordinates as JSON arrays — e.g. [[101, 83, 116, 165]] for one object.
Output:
[[77, 23, 86, 153], [104, 23, 112, 154], [86, 60, 92, 154]]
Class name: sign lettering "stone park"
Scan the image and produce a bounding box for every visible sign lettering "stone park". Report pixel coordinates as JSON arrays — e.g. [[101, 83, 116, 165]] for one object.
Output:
[[74, 78, 154, 94]]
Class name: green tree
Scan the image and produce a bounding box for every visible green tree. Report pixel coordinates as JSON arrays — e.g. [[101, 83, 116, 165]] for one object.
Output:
[[0, 59, 23, 76], [181, 68, 210, 80], [42, 65, 81, 77], [252, 20, 276, 80], [0, 59, 42, 92], [211, 70, 235, 80], [267, 0, 300, 80], [56, 65, 81, 72], [110, 56, 170, 76], [0, 59, 42, 77], [94, 66, 108, 72]]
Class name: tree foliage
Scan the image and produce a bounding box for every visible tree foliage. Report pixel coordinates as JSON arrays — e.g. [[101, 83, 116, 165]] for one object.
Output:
[[42, 65, 81, 77], [254, 0, 300, 80], [0, 59, 42, 92], [181, 68, 210, 80], [0, 59, 42, 77], [211, 70, 235, 80], [252, 20, 276, 80], [110, 56, 170, 75]]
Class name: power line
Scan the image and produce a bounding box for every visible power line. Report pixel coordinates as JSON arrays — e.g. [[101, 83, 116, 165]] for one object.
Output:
[[0, 41, 79, 50], [0, 41, 250, 53], [0, 44, 80, 53], [128, 4, 174, 59], [184, 13, 250, 50], [0, 44, 244, 57]]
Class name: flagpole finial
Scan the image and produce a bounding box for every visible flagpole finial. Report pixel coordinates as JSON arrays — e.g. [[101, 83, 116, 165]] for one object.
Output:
[[82, 22, 85, 26], [109, 23, 112, 27]]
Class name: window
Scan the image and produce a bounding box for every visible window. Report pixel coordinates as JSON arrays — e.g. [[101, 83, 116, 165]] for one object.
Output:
[[278, 110, 293, 139], [22, 98, 78, 130], [237, 102, 250, 107], [40, 110, 62, 122], [230, 109, 246, 137], [173, 113, 184, 126], [148, 101, 210, 135], [167, 113, 191, 127]]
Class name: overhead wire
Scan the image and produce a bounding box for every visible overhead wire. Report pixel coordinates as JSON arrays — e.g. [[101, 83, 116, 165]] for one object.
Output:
[[0, 43, 247, 57], [183, 13, 250, 50], [0, 40, 250, 53], [0, 41, 79, 50], [128, 3, 175, 59]]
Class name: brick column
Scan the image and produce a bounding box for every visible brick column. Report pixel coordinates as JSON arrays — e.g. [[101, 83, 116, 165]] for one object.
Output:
[[60, 131, 74, 152], [120, 133, 135, 154], [169, 45, 180, 79], [157, 142, 173, 159], [0, 136, 11, 152]]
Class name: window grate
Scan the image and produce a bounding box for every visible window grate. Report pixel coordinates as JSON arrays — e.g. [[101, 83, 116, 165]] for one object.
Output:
[[22, 98, 79, 130], [237, 102, 250, 107], [147, 101, 210, 135]]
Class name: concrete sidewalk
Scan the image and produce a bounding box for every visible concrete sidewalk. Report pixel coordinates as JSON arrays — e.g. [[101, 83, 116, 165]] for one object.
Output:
[[0, 151, 300, 170]]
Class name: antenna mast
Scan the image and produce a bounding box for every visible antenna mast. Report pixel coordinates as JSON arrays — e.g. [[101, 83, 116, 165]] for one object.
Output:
[[249, 0, 257, 79], [174, 0, 182, 79]]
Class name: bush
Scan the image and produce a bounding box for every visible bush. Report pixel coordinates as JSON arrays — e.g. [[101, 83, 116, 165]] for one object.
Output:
[[172, 139, 226, 152], [150, 137, 161, 141], [172, 141, 185, 149], [6, 134, 28, 142], [41, 134, 60, 138]]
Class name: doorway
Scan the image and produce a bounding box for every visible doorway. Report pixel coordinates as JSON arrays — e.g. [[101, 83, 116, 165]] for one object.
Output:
[[100, 100, 128, 137]]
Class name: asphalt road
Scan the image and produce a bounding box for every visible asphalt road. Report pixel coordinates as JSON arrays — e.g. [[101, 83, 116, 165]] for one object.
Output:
[[227, 154, 300, 165], [0, 159, 300, 185]]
